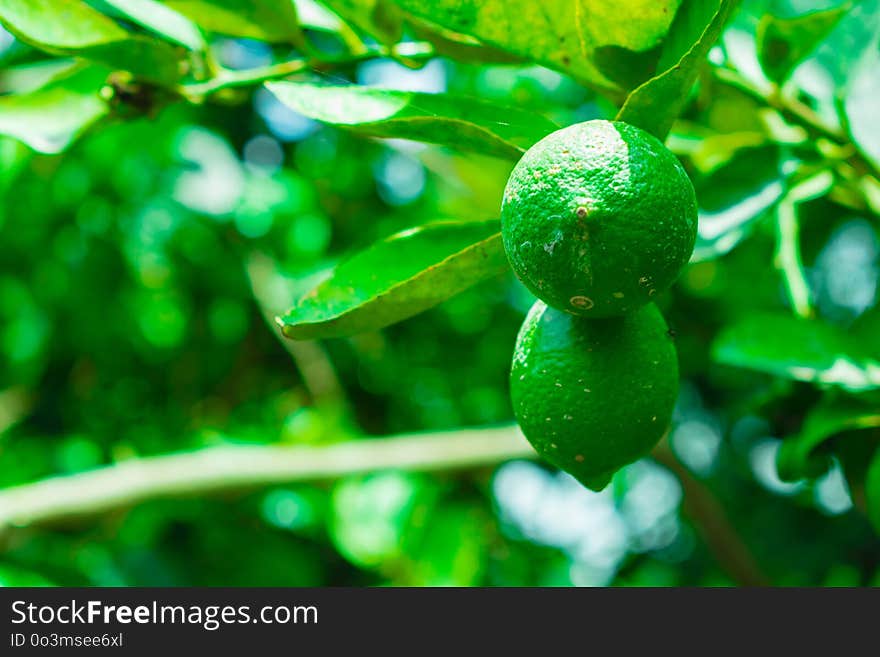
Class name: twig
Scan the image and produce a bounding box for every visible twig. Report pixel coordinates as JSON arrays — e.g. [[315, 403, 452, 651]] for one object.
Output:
[[179, 42, 436, 101], [182, 58, 310, 98], [773, 170, 834, 318], [712, 67, 840, 141], [0, 426, 533, 532], [246, 253, 346, 409], [711, 66, 880, 181], [651, 441, 770, 586], [0, 422, 770, 585], [774, 198, 814, 319]]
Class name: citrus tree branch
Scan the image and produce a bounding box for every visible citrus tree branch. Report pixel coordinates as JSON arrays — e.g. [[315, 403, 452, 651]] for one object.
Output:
[[0, 426, 533, 532], [710, 66, 880, 181], [651, 442, 769, 586], [0, 424, 768, 585], [711, 67, 843, 143]]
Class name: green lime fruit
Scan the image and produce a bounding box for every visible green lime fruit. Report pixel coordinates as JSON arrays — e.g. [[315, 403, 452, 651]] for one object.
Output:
[[510, 300, 679, 490], [501, 119, 698, 317]]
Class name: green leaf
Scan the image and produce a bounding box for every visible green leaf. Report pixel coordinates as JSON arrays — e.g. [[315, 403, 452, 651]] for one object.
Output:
[[0, 0, 184, 84], [690, 145, 784, 262], [842, 31, 880, 171], [278, 220, 509, 340], [164, 0, 304, 43], [691, 178, 783, 262], [713, 313, 880, 392], [96, 0, 207, 51], [83, 39, 184, 84], [0, 0, 126, 48], [669, 127, 768, 175], [292, 0, 368, 54], [319, 0, 403, 45], [616, 0, 736, 140], [0, 58, 79, 94], [777, 395, 880, 481], [0, 64, 110, 153], [265, 81, 558, 159], [390, 0, 680, 94], [408, 20, 525, 65], [756, 3, 850, 85]]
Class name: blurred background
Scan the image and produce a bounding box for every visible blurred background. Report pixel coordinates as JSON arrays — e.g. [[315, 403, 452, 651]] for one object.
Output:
[[0, 0, 878, 586]]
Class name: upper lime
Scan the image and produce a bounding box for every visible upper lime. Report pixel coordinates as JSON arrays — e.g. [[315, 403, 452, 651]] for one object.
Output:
[[501, 119, 698, 317]]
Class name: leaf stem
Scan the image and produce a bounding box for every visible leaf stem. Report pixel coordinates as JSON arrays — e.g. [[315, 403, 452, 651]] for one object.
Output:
[[774, 198, 814, 319], [181, 59, 311, 98], [179, 42, 436, 101], [246, 252, 347, 410], [773, 170, 835, 318]]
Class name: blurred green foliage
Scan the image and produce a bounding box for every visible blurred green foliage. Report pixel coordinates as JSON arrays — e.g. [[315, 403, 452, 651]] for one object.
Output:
[[0, 0, 879, 587]]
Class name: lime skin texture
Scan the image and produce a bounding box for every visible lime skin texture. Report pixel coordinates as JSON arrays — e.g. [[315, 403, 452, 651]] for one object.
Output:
[[510, 300, 679, 491], [501, 119, 698, 318]]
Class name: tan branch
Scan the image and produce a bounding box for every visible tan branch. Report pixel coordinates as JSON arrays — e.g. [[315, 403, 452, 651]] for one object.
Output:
[[0, 426, 533, 531]]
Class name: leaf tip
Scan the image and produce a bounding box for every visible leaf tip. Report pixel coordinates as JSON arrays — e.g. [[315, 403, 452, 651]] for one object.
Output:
[[275, 315, 293, 335]]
